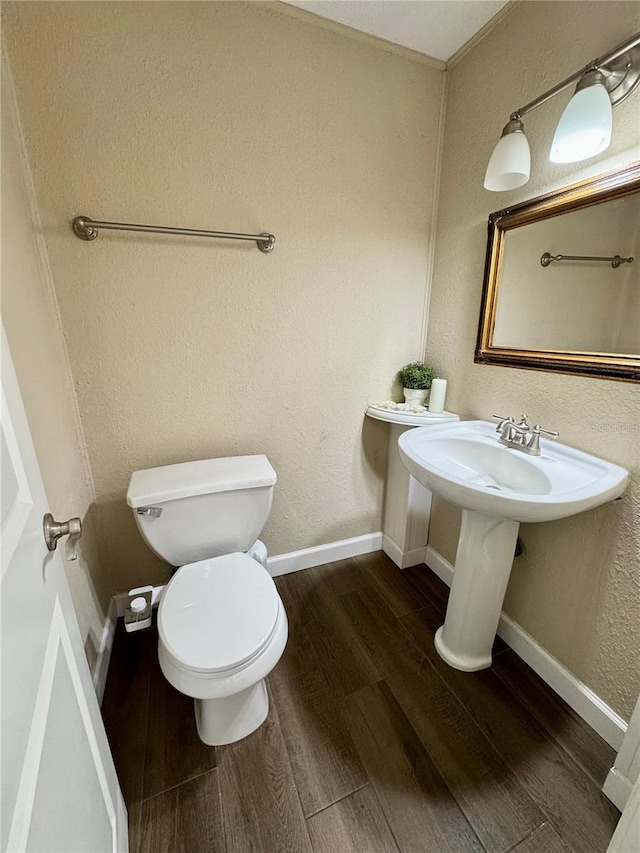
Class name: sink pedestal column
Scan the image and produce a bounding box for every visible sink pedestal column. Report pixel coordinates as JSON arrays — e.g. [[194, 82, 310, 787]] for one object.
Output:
[[434, 509, 519, 672]]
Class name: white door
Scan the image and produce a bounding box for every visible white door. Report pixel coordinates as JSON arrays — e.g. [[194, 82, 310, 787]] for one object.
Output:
[[605, 693, 640, 852], [1, 326, 128, 852], [607, 777, 640, 852], [604, 693, 640, 811]]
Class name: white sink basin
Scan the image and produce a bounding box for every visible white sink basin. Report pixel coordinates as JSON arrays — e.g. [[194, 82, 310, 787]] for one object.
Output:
[[397, 419, 628, 673], [398, 420, 628, 523]]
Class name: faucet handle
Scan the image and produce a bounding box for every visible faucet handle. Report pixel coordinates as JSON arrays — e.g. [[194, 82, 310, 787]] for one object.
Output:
[[492, 413, 513, 432], [493, 414, 517, 439], [526, 424, 559, 455], [493, 414, 513, 438], [533, 424, 559, 438]]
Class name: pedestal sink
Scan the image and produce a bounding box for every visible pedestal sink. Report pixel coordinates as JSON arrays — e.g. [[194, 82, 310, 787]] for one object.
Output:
[[398, 420, 628, 672]]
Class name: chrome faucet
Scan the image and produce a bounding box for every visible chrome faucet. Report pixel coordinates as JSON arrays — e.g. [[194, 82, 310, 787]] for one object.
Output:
[[492, 413, 558, 456], [493, 413, 529, 445]]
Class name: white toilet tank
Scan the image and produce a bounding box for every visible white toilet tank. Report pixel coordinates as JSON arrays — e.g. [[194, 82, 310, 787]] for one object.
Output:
[[127, 455, 277, 567]]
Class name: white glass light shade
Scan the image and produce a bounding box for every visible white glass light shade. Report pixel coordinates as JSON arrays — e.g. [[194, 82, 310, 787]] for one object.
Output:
[[484, 131, 531, 191], [550, 83, 612, 163]]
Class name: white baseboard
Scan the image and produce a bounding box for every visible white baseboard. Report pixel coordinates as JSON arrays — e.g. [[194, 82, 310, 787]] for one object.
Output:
[[92, 597, 117, 706], [424, 544, 453, 586], [113, 591, 129, 619], [497, 612, 627, 751], [382, 535, 426, 569], [267, 532, 383, 577], [111, 531, 383, 623], [110, 533, 383, 617], [424, 545, 628, 751]]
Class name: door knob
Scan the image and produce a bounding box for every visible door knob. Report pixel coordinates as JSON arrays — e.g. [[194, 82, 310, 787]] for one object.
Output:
[[43, 513, 82, 561]]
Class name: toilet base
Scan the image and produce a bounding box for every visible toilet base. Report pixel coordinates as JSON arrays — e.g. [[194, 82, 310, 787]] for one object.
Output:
[[194, 679, 269, 745]]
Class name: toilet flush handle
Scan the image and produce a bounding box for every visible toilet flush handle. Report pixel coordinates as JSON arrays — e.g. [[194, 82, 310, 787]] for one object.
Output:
[[136, 506, 163, 518]]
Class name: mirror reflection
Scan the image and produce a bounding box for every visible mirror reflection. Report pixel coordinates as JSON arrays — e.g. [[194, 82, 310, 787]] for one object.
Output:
[[493, 194, 639, 355]]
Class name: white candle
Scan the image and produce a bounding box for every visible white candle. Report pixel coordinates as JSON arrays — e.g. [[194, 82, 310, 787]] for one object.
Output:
[[428, 378, 447, 413]]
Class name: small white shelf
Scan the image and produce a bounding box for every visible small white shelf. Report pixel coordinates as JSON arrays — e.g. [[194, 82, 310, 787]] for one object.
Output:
[[366, 406, 458, 427]]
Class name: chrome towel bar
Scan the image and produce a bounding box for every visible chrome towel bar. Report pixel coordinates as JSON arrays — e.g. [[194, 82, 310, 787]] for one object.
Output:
[[72, 215, 276, 253], [540, 252, 634, 269]]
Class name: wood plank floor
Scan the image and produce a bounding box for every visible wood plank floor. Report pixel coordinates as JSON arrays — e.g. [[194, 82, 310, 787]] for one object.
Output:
[[102, 552, 620, 852]]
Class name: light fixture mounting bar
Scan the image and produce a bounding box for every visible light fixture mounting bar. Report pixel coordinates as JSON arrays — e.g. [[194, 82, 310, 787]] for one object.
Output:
[[511, 31, 640, 120]]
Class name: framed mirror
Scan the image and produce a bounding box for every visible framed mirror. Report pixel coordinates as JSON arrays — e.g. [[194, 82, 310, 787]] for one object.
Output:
[[476, 163, 640, 382]]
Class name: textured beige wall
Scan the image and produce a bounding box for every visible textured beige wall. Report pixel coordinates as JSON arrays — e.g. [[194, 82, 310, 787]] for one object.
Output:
[[1, 60, 111, 671], [3, 2, 445, 593], [426, 1, 640, 719]]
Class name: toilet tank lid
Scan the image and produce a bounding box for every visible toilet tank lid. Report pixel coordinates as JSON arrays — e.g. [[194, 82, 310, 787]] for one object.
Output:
[[127, 455, 277, 507]]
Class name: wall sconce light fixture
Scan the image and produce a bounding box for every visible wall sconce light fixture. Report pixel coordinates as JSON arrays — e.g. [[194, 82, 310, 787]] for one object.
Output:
[[484, 32, 640, 191]]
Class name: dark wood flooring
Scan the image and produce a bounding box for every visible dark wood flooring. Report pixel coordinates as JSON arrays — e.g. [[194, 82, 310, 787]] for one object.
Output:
[[102, 552, 619, 852]]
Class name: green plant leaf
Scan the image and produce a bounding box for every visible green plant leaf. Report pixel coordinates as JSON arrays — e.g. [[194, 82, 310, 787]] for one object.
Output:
[[395, 361, 435, 389]]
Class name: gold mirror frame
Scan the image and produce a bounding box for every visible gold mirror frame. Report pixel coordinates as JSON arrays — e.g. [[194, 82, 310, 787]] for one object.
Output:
[[475, 162, 640, 382]]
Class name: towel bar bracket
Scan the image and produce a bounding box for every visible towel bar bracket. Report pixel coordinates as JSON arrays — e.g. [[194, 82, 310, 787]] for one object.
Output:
[[73, 217, 99, 241]]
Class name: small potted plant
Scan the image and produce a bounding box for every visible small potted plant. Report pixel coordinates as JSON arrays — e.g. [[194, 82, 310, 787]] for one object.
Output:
[[395, 361, 435, 406]]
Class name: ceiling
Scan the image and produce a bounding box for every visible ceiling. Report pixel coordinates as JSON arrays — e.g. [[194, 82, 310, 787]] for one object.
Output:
[[282, 0, 510, 62]]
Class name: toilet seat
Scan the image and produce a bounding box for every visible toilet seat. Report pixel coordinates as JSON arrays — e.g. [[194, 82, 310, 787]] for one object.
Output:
[[158, 552, 280, 675]]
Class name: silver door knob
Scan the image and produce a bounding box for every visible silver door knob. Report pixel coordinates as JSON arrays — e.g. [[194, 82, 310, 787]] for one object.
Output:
[[43, 513, 82, 561]]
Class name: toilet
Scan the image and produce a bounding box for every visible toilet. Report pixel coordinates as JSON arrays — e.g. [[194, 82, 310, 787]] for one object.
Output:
[[126, 454, 287, 746]]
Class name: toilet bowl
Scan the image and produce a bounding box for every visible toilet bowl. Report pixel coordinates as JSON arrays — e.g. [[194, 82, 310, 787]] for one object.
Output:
[[158, 553, 287, 744], [127, 454, 286, 745]]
